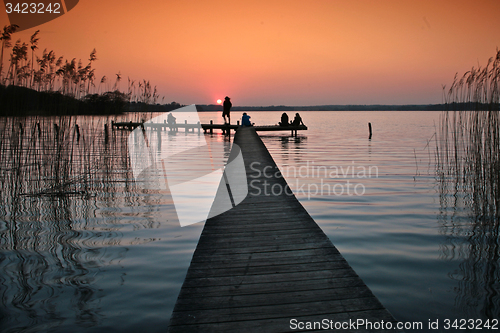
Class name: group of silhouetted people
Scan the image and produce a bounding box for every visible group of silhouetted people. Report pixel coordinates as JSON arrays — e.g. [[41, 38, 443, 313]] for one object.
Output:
[[222, 96, 254, 127], [221, 97, 304, 128], [167, 97, 304, 131], [279, 112, 304, 127]]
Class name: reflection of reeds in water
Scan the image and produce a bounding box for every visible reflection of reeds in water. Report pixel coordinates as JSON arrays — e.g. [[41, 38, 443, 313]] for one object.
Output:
[[437, 111, 499, 220], [0, 115, 143, 330], [1, 117, 113, 200], [436, 50, 500, 318]]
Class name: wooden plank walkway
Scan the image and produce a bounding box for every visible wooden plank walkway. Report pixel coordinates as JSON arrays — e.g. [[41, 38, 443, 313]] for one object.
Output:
[[168, 127, 396, 332]]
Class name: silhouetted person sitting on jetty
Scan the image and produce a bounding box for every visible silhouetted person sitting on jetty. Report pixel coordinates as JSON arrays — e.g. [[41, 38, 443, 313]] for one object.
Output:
[[290, 113, 304, 126], [223, 96, 232, 124], [241, 112, 252, 127], [167, 112, 177, 131], [279, 112, 289, 126]]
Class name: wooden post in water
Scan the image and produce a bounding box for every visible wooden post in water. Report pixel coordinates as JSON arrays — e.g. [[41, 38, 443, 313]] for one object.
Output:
[[368, 122, 372, 139], [209, 120, 213, 134], [54, 123, 59, 141], [75, 124, 80, 142], [36, 122, 41, 138], [104, 124, 109, 144]]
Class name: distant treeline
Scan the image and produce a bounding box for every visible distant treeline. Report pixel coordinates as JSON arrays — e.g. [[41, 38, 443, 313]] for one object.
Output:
[[0, 84, 128, 115], [128, 101, 183, 112], [3, 83, 497, 116], [0, 83, 187, 116]]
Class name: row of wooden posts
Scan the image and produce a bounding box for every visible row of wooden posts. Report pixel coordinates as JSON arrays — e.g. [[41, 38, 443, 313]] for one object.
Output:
[[12, 121, 372, 143]]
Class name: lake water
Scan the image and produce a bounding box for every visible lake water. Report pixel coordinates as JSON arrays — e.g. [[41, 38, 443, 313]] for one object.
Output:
[[0, 110, 498, 332]]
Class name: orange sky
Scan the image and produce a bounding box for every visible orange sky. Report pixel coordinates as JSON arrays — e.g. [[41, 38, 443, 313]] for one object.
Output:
[[2, 0, 500, 106]]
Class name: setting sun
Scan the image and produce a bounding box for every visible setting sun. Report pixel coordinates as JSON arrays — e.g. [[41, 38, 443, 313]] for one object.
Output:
[[217, 99, 222, 104]]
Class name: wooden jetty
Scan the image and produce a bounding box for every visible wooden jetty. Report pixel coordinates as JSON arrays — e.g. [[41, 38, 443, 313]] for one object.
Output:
[[168, 127, 396, 332], [112, 120, 307, 136], [201, 121, 307, 136], [111, 120, 201, 132]]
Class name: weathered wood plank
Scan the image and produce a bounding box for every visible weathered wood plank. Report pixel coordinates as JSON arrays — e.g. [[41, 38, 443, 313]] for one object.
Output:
[[199, 220, 315, 232], [184, 261, 352, 279], [169, 309, 396, 333], [199, 225, 316, 236], [201, 227, 323, 241], [194, 234, 330, 250], [180, 269, 360, 288], [170, 297, 386, 326], [189, 240, 335, 255], [167, 127, 396, 332], [190, 253, 345, 269], [173, 286, 375, 311], [177, 276, 367, 298], [190, 247, 341, 263]]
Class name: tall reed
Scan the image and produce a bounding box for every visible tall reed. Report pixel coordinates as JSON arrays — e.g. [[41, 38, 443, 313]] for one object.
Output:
[[442, 49, 500, 110], [438, 49, 500, 221], [436, 49, 500, 318], [0, 25, 163, 111]]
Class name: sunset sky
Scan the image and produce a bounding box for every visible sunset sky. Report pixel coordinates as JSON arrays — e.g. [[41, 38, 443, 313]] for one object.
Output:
[[2, 0, 500, 106]]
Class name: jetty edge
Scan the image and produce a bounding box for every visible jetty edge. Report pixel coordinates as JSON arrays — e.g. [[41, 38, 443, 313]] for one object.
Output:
[[168, 127, 398, 332]]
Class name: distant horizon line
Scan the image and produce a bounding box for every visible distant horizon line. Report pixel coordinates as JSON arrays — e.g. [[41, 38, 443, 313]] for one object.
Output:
[[128, 101, 498, 112], [189, 102, 493, 112]]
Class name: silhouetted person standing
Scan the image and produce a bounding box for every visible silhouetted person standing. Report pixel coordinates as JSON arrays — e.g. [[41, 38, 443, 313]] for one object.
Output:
[[223, 96, 232, 124]]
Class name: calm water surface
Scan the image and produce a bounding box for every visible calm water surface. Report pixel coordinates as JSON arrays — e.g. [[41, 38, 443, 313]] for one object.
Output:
[[1, 111, 498, 332]]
